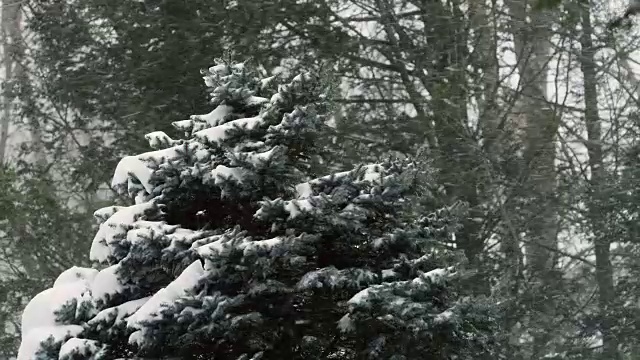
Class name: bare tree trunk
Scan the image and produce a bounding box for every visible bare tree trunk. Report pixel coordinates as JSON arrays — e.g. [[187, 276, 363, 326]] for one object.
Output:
[[506, 0, 558, 279], [470, 0, 524, 284], [0, 61, 10, 163], [472, 0, 499, 143], [0, 0, 25, 164], [504, 0, 560, 356], [0, 0, 22, 163], [579, 1, 619, 359]]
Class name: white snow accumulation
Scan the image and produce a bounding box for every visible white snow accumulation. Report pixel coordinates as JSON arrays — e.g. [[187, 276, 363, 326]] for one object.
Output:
[[88, 297, 149, 329], [18, 325, 83, 360], [127, 260, 205, 330], [93, 206, 124, 223], [145, 131, 174, 148], [297, 267, 378, 290], [193, 104, 234, 128], [244, 147, 278, 165], [111, 142, 202, 195], [21, 275, 92, 339], [211, 165, 246, 185], [347, 267, 455, 307], [53, 266, 98, 288], [260, 75, 276, 89], [172, 104, 234, 134], [434, 310, 455, 324], [295, 181, 314, 198], [241, 237, 284, 256], [59, 338, 102, 359], [246, 95, 268, 107], [194, 116, 264, 145], [89, 202, 156, 263], [411, 267, 455, 286], [196, 235, 284, 258], [91, 264, 124, 302], [261, 171, 368, 220], [172, 104, 234, 135], [283, 198, 318, 219], [19, 258, 207, 356], [284, 164, 384, 212], [18, 266, 95, 360], [172, 119, 194, 133]]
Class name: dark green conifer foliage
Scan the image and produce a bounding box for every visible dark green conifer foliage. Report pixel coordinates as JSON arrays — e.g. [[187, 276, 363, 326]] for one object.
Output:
[[18, 60, 497, 360]]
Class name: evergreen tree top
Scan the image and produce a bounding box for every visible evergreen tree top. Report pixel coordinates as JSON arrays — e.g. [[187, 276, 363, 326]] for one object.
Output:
[[18, 59, 497, 360]]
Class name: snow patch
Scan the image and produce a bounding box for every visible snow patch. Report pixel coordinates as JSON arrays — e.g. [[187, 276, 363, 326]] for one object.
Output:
[[126, 221, 170, 246], [211, 165, 246, 184], [127, 260, 204, 329], [434, 310, 454, 324], [284, 198, 316, 219], [195, 237, 227, 258], [111, 156, 152, 194], [195, 116, 264, 145], [145, 131, 174, 148], [381, 269, 397, 280], [260, 76, 276, 89], [245, 147, 278, 165], [128, 330, 145, 347], [295, 181, 314, 198], [111, 142, 202, 195], [242, 237, 284, 255], [337, 313, 355, 333], [93, 206, 123, 224], [90, 202, 156, 263], [59, 338, 103, 359], [411, 267, 454, 286], [348, 268, 454, 307], [17, 325, 83, 360], [21, 281, 91, 340], [246, 96, 268, 106], [172, 119, 193, 133], [91, 264, 124, 302], [89, 297, 149, 328], [194, 105, 234, 127], [209, 63, 228, 74], [54, 267, 98, 288]]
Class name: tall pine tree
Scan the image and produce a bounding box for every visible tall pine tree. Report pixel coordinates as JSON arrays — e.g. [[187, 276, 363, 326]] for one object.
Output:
[[18, 60, 497, 360]]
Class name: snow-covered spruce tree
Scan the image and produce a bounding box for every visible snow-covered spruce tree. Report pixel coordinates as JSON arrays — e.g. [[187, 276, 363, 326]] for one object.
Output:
[[17, 60, 498, 360]]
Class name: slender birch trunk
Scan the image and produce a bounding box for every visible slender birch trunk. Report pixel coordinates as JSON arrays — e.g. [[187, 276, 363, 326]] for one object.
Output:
[[579, 1, 619, 358]]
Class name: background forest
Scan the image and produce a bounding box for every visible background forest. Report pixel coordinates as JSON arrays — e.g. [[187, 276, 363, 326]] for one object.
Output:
[[1, 0, 640, 358]]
